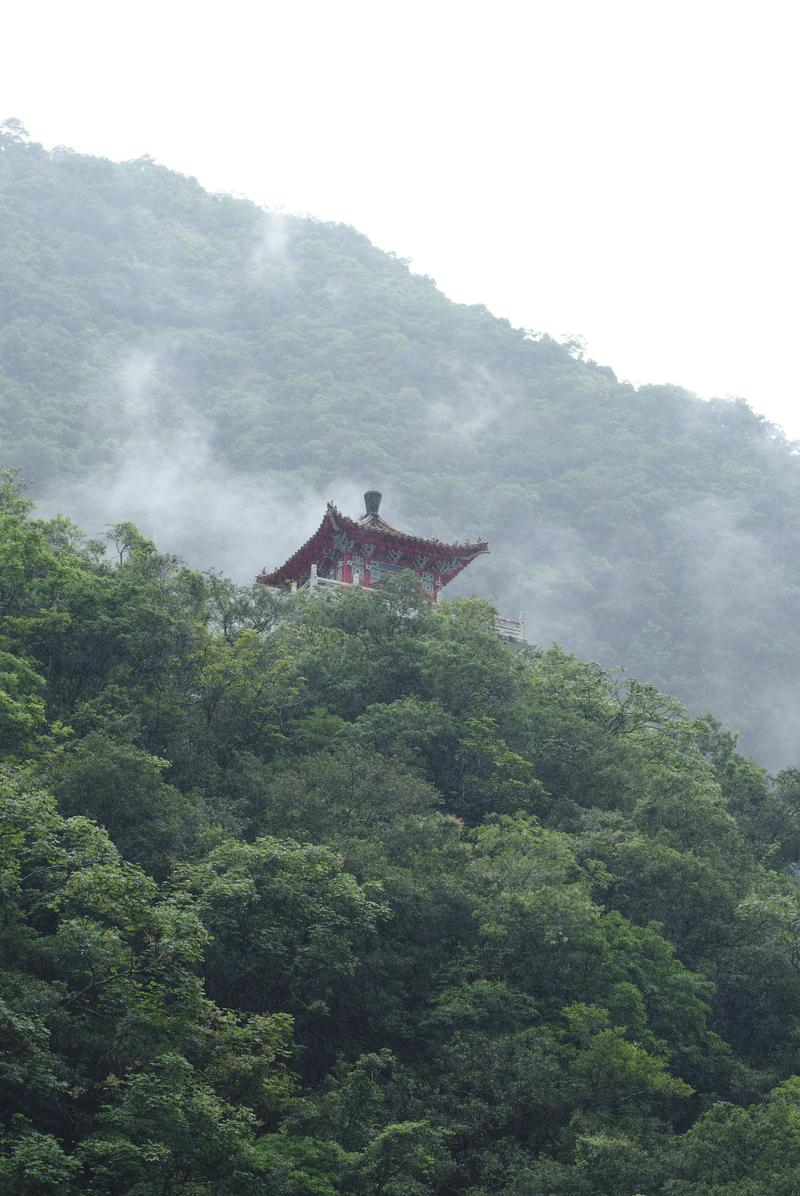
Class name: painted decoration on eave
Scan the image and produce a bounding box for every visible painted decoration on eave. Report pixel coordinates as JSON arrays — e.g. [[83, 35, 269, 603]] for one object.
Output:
[[257, 491, 488, 602]]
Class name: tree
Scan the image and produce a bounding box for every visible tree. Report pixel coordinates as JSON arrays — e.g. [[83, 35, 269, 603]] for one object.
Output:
[[48, 731, 204, 877], [178, 836, 386, 1032], [0, 118, 30, 145]]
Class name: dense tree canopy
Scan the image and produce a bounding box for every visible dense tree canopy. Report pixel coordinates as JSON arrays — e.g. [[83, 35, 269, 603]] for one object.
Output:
[[2, 479, 800, 1192], [2, 128, 800, 766]]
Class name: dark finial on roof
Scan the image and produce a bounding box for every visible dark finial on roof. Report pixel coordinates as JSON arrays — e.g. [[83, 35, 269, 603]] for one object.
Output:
[[364, 491, 382, 516]]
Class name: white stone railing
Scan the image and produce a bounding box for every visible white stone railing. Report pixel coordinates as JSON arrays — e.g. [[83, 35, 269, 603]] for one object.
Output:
[[494, 613, 526, 642], [288, 565, 525, 642], [295, 571, 353, 593]]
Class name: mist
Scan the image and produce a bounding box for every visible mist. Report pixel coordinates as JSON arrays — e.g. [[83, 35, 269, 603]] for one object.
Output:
[[35, 348, 367, 582], [29, 338, 800, 775], [7, 129, 800, 777]]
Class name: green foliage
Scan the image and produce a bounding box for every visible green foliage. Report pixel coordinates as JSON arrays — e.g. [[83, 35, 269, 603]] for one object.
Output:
[[0, 1132, 79, 1196], [77, 1054, 265, 1195], [663, 1076, 800, 1195], [3, 140, 800, 768], [179, 835, 386, 1025], [3, 478, 800, 1190], [47, 731, 204, 876], [0, 649, 46, 754]]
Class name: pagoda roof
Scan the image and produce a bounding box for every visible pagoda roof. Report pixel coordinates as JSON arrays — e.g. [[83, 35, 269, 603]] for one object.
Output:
[[257, 500, 488, 588]]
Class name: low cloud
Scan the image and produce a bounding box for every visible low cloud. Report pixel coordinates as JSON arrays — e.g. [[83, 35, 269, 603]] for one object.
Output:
[[36, 348, 365, 581]]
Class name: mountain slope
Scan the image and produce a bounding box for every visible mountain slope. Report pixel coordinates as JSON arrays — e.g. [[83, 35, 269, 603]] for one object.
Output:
[[2, 121, 799, 767], [3, 480, 800, 1193]]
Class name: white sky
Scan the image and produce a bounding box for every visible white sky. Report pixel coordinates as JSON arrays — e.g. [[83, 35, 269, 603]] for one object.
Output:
[[4, 0, 800, 434]]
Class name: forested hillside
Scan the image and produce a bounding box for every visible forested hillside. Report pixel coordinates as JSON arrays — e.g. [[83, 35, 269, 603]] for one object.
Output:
[[5, 478, 800, 1194], [2, 120, 800, 767]]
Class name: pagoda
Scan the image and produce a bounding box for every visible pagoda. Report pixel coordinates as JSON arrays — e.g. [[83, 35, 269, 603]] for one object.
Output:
[[257, 491, 488, 602]]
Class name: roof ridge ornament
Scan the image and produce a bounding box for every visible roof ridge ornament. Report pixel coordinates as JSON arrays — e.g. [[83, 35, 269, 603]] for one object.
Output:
[[257, 491, 488, 598]]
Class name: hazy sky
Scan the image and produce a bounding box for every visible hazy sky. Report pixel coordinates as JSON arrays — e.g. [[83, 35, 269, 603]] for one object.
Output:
[[4, 0, 800, 434]]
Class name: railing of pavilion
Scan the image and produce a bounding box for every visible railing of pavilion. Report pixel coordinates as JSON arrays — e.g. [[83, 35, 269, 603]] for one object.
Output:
[[289, 564, 526, 643]]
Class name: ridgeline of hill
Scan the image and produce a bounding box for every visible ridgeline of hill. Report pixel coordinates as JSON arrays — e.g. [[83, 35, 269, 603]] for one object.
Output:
[[4, 476, 800, 1193], [2, 120, 800, 768]]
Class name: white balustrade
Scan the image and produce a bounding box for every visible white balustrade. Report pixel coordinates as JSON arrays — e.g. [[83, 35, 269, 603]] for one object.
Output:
[[288, 568, 527, 643]]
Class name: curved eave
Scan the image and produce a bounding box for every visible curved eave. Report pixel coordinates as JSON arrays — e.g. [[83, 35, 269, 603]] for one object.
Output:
[[437, 543, 490, 587], [257, 501, 489, 587], [336, 503, 488, 555], [256, 510, 334, 586]]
